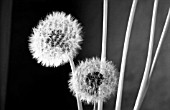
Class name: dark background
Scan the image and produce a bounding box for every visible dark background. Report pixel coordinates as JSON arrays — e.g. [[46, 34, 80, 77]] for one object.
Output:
[[1, 0, 170, 110]]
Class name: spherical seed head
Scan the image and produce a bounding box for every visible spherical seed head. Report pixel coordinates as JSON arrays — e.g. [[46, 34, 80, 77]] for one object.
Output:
[[28, 12, 83, 67], [69, 57, 118, 104]]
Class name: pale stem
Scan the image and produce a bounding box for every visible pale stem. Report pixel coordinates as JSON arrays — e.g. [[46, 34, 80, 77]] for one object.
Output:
[[133, 0, 158, 110], [98, 0, 108, 110], [68, 56, 83, 110], [133, 7, 170, 110], [149, 8, 170, 79], [93, 102, 97, 110], [115, 0, 138, 110], [101, 0, 108, 62]]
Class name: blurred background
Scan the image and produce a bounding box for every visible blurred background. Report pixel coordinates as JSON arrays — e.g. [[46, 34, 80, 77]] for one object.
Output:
[[1, 0, 170, 110]]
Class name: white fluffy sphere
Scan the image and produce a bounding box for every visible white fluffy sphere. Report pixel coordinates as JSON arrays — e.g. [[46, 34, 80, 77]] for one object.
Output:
[[29, 12, 82, 67]]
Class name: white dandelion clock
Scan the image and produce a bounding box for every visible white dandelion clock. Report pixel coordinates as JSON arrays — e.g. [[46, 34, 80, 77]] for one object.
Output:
[[69, 57, 118, 104], [28, 12, 82, 67]]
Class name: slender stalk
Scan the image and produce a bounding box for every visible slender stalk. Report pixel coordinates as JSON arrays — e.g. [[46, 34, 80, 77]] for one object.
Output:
[[133, 0, 158, 110], [115, 0, 138, 110], [93, 102, 96, 110], [149, 8, 170, 79], [133, 7, 170, 110], [101, 0, 108, 62], [68, 56, 83, 110], [98, 0, 108, 110]]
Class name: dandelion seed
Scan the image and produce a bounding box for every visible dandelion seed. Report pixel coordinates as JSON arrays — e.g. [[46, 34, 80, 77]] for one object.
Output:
[[69, 57, 118, 104], [28, 11, 83, 67]]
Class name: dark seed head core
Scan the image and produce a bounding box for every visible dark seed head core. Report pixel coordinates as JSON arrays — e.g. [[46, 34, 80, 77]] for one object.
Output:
[[45, 30, 70, 52], [85, 72, 104, 96]]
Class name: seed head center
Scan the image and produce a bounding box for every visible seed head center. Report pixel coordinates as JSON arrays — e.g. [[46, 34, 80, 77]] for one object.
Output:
[[85, 72, 104, 95], [45, 29, 70, 52]]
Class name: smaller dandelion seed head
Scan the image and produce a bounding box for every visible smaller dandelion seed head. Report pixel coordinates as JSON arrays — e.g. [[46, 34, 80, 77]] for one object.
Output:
[[68, 57, 118, 104], [28, 11, 83, 67]]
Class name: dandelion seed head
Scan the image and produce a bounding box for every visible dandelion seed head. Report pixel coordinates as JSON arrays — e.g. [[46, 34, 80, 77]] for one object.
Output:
[[69, 57, 118, 104], [29, 12, 83, 67]]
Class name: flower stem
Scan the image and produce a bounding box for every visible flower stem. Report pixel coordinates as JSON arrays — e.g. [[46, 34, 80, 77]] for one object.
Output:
[[115, 0, 138, 110], [98, 0, 108, 110], [149, 8, 170, 79], [133, 0, 158, 110], [101, 0, 108, 62], [134, 5, 170, 110], [93, 102, 97, 110], [68, 56, 83, 110]]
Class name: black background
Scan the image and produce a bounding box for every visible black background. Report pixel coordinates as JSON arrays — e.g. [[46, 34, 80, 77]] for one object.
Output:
[[4, 0, 170, 110]]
